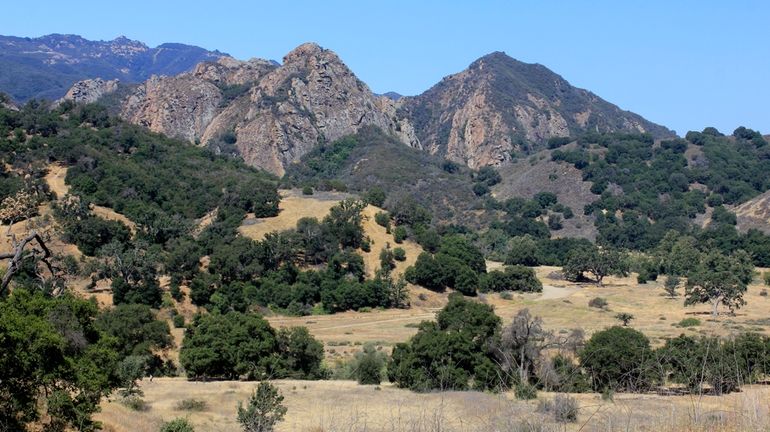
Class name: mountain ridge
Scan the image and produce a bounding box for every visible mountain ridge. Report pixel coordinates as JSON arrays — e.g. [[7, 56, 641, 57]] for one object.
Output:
[[0, 33, 226, 101], [50, 39, 674, 174]]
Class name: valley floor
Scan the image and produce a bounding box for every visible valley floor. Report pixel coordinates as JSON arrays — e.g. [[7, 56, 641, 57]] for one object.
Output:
[[97, 378, 770, 432]]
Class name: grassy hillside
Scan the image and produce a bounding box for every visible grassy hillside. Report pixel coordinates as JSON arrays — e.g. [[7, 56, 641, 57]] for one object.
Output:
[[284, 125, 492, 226]]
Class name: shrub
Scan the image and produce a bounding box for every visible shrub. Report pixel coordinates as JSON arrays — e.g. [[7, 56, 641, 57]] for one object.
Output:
[[160, 418, 195, 432], [472, 182, 490, 196], [664, 276, 680, 297], [301, 186, 313, 195], [392, 247, 406, 261], [355, 344, 386, 385], [173, 314, 186, 328], [676, 318, 701, 327], [614, 312, 634, 326], [374, 211, 390, 228], [588, 297, 608, 310], [120, 395, 149, 412], [363, 187, 386, 207], [537, 394, 579, 423], [237, 382, 287, 432], [580, 326, 657, 392], [393, 226, 407, 243], [514, 383, 537, 400], [379, 248, 396, 272], [175, 398, 207, 411], [764, 272, 770, 286], [547, 136, 572, 149]]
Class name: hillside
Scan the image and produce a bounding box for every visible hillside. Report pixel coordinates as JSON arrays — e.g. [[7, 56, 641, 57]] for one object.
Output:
[[399, 52, 675, 168], [0, 33, 225, 101], [58, 42, 672, 176], [285, 126, 491, 227]]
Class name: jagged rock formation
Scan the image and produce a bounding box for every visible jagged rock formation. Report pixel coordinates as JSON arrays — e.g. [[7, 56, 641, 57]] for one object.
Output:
[[61, 43, 673, 175], [399, 52, 675, 168], [58, 78, 120, 105], [0, 34, 225, 101], [70, 43, 418, 175]]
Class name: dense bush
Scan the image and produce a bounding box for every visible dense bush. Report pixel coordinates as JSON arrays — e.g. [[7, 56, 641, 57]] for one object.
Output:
[[479, 265, 542, 293], [580, 326, 657, 392], [179, 312, 324, 380], [388, 294, 504, 391]]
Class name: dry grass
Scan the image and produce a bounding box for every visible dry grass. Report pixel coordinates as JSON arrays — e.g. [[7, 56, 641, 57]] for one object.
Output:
[[268, 263, 770, 362], [96, 378, 770, 432]]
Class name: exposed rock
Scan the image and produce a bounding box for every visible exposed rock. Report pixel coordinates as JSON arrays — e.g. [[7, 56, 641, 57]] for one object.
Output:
[[58, 78, 119, 105], [121, 75, 223, 143], [732, 190, 770, 234], [399, 52, 675, 168], [61, 44, 673, 176], [97, 42, 419, 175]]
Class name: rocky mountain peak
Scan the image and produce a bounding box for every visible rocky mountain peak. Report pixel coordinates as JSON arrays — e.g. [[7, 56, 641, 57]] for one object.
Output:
[[283, 42, 326, 63], [76, 42, 417, 175], [401, 52, 674, 168]]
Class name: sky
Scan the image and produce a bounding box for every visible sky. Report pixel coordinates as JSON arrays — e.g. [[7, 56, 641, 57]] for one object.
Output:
[[3, 0, 769, 135]]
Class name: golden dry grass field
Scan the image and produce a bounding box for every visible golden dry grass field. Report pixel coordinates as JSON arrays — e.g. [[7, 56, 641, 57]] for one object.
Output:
[[18, 172, 770, 431], [96, 378, 770, 432]]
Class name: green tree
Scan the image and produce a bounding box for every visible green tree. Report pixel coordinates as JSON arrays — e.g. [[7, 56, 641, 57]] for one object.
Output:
[[685, 250, 754, 317], [355, 344, 387, 385], [0, 290, 120, 431], [664, 276, 680, 298], [580, 326, 657, 392], [479, 266, 542, 293], [563, 246, 628, 286], [388, 294, 504, 391], [614, 312, 634, 326], [116, 355, 147, 397], [275, 327, 325, 379], [237, 382, 287, 432], [505, 236, 541, 266], [364, 187, 386, 207], [98, 241, 162, 307]]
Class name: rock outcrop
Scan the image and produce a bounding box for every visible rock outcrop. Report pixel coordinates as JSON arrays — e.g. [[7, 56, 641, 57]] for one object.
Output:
[[67, 44, 418, 175], [61, 44, 673, 175], [58, 78, 119, 105], [399, 52, 675, 168]]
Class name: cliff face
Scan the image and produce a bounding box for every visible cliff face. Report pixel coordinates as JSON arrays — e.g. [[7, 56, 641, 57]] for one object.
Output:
[[199, 43, 418, 175], [61, 45, 673, 175], [399, 52, 675, 168], [72, 43, 417, 175]]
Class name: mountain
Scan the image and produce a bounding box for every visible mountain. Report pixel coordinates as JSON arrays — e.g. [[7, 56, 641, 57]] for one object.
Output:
[[59, 43, 673, 175], [0, 34, 226, 101], [398, 52, 675, 168], [78, 43, 418, 175]]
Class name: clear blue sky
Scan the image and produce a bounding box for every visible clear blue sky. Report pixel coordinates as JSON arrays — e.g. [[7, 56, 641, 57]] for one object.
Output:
[[5, 0, 769, 135]]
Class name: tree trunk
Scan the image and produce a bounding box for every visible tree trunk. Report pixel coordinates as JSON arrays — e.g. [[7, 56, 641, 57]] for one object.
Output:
[[711, 298, 720, 317]]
